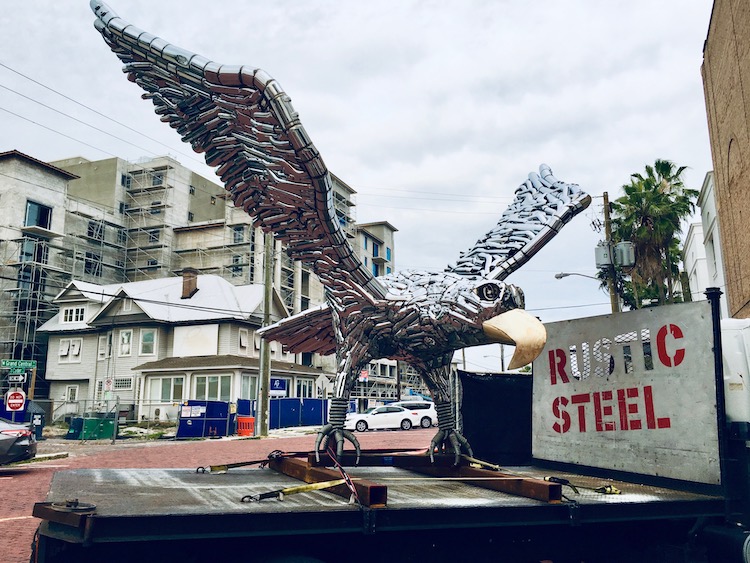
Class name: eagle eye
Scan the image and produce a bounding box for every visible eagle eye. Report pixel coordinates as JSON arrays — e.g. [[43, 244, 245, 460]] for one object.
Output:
[[476, 283, 500, 301]]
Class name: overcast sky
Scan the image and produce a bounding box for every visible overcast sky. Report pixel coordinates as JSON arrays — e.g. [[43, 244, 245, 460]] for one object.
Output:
[[1, 1, 715, 372]]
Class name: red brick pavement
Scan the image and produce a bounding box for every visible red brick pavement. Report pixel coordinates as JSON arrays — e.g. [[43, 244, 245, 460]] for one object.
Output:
[[0, 428, 432, 563]]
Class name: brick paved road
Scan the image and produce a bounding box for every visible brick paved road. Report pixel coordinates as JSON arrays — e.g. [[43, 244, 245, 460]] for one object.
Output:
[[0, 428, 433, 563]]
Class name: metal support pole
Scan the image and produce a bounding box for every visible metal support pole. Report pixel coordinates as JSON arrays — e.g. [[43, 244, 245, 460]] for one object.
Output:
[[28, 368, 37, 400], [706, 287, 730, 518], [603, 192, 619, 314], [257, 232, 274, 437]]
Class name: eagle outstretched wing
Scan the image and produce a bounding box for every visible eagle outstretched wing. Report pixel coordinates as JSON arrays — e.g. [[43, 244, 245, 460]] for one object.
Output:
[[90, 1, 387, 305], [447, 164, 591, 280]]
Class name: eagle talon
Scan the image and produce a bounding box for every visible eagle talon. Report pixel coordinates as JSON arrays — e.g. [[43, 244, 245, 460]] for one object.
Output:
[[430, 428, 473, 465], [315, 424, 361, 464]]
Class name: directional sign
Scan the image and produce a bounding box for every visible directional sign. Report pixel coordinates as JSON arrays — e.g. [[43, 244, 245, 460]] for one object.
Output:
[[5, 390, 26, 411], [8, 374, 26, 384]]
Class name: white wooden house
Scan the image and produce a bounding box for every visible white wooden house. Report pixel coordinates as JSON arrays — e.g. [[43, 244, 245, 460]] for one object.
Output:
[[39, 271, 331, 422]]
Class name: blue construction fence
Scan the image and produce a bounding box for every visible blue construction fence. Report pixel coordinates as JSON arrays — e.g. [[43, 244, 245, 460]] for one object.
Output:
[[238, 397, 329, 429], [176, 398, 328, 438]]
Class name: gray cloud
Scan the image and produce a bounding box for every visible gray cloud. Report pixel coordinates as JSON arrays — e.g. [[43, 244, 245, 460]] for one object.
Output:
[[0, 0, 714, 371]]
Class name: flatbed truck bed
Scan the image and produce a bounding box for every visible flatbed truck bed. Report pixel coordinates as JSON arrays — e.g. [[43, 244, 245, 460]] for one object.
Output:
[[32, 460, 727, 563]]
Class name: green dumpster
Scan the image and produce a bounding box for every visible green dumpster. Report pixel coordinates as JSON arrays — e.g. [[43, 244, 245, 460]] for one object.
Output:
[[81, 418, 115, 440]]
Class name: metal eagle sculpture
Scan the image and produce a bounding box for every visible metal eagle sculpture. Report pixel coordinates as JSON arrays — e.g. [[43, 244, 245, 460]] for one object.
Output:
[[90, 2, 591, 463]]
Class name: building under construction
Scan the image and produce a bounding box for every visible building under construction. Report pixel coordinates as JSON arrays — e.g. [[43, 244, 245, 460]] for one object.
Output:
[[0, 150, 426, 403]]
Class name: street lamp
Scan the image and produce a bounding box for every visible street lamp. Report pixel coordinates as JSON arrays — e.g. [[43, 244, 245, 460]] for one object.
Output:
[[555, 272, 619, 314], [554, 272, 599, 281]]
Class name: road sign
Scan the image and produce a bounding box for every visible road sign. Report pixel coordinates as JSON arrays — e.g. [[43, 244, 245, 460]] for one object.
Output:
[[1, 359, 36, 369], [1, 359, 37, 375], [5, 390, 26, 411], [8, 374, 27, 384]]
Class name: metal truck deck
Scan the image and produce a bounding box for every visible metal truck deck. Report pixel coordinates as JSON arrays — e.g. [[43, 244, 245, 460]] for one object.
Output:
[[32, 460, 727, 563]]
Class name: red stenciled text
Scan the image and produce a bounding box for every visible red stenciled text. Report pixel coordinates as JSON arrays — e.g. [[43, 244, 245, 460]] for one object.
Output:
[[551, 385, 671, 434], [545, 322, 683, 434], [548, 323, 686, 385]]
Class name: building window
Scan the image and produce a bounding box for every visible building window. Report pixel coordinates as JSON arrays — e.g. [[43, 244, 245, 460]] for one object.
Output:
[[148, 229, 160, 243], [386, 267, 391, 275], [119, 201, 125, 214], [98, 333, 112, 359], [210, 196, 216, 205], [149, 376, 184, 402], [140, 329, 156, 355], [241, 374, 257, 400], [296, 378, 314, 398], [372, 242, 379, 258], [58, 338, 82, 363], [147, 259, 158, 268], [194, 375, 231, 401], [87, 221, 104, 241], [121, 174, 131, 188], [233, 225, 245, 244], [114, 377, 133, 391], [85, 252, 102, 277], [65, 385, 79, 402], [386, 247, 391, 261], [25, 201, 52, 229], [188, 212, 194, 222], [62, 306, 85, 323], [119, 329, 132, 356], [117, 228, 127, 245], [372, 263, 379, 276], [189, 185, 195, 195], [231, 255, 243, 277], [19, 238, 48, 264], [239, 329, 249, 354], [152, 172, 164, 186], [122, 298, 132, 312]]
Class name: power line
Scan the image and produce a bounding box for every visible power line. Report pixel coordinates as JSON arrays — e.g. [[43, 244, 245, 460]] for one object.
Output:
[[0, 106, 119, 158], [0, 62, 519, 213], [0, 61, 205, 168]]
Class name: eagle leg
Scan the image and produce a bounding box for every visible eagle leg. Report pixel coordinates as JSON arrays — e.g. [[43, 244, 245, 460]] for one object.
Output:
[[429, 401, 473, 465], [315, 397, 361, 464]]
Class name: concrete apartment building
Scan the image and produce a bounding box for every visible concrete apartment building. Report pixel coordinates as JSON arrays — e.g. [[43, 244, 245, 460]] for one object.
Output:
[[1, 150, 424, 419], [702, 0, 750, 318]]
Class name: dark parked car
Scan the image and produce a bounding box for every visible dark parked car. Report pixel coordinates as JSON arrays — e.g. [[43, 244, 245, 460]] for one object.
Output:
[[0, 417, 37, 465]]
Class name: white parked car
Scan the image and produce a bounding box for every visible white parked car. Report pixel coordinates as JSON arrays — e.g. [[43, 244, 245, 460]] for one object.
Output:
[[344, 405, 415, 432], [389, 400, 437, 428]]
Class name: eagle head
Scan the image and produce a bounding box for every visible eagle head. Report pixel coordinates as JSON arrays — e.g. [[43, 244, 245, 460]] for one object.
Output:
[[382, 271, 546, 369]]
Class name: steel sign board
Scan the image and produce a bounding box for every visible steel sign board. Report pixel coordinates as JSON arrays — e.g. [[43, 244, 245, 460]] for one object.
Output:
[[532, 301, 720, 485]]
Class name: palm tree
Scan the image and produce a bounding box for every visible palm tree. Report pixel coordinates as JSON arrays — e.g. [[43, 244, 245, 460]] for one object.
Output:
[[610, 159, 698, 308]]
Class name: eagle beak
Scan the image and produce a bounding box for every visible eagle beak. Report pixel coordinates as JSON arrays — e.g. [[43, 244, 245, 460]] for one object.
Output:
[[482, 309, 547, 370]]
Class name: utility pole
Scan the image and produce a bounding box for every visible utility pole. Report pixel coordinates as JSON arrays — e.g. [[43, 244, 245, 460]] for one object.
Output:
[[257, 232, 274, 437], [602, 192, 620, 314]]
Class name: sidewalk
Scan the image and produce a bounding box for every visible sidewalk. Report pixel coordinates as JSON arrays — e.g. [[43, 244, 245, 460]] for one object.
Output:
[[35, 425, 324, 457], [4, 427, 433, 563]]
